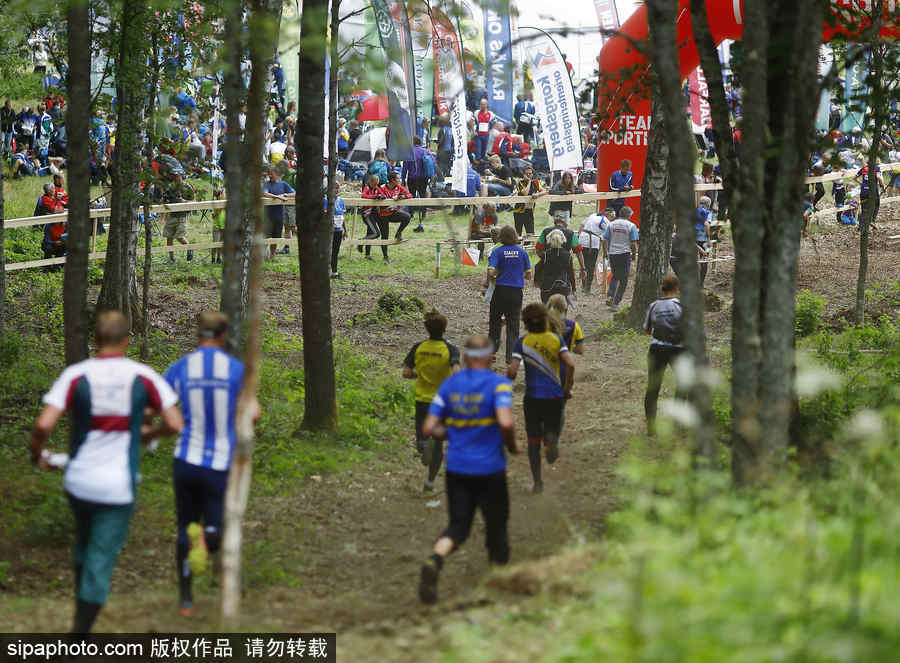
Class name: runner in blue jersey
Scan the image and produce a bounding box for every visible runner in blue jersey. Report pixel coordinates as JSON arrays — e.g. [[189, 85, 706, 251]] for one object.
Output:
[[418, 334, 519, 604], [162, 311, 260, 616]]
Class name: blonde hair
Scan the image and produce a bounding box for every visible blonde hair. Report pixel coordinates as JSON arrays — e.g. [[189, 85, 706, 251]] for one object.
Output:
[[547, 228, 566, 250], [546, 294, 567, 336]]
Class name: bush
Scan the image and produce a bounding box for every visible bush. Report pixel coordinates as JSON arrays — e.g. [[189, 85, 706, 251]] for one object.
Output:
[[795, 289, 825, 336]]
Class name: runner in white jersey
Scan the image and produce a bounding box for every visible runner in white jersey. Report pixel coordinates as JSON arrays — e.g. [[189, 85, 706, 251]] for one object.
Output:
[[163, 311, 259, 616], [30, 311, 183, 633]]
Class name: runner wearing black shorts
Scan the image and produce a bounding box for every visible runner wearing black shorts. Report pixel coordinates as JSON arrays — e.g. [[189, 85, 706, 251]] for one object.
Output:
[[418, 334, 519, 604], [507, 303, 574, 494]]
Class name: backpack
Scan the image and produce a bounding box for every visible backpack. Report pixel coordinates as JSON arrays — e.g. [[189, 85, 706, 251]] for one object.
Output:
[[422, 152, 436, 179], [651, 299, 683, 345]]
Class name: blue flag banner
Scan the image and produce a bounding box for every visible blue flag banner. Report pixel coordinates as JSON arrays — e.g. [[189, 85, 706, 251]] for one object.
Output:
[[370, 0, 417, 161], [483, 0, 514, 122]]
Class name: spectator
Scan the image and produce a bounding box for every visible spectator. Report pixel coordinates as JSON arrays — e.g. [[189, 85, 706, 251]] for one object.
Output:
[[475, 98, 493, 159], [53, 173, 69, 207], [210, 188, 224, 264], [39, 184, 67, 261], [1, 100, 14, 158], [436, 112, 453, 177], [602, 206, 639, 309], [161, 170, 193, 265], [608, 158, 633, 217], [348, 119, 362, 146], [512, 165, 545, 236], [695, 196, 713, 287], [367, 148, 390, 185], [856, 160, 885, 223], [378, 170, 413, 245], [402, 135, 429, 231], [171, 87, 197, 117], [33, 42, 49, 74], [578, 207, 610, 295], [11, 150, 39, 178], [548, 171, 583, 223], [485, 154, 513, 197], [514, 92, 536, 144], [327, 183, 347, 279], [15, 106, 37, 152], [34, 104, 53, 166], [262, 165, 295, 258], [471, 203, 498, 248], [359, 174, 387, 261]]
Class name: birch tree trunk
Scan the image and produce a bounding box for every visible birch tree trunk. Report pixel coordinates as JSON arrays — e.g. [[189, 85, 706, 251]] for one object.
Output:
[[0, 159, 5, 334], [297, 0, 338, 431], [98, 0, 145, 324], [220, 0, 274, 622], [63, 0, 92, 365], [626, 91, 673, 330], [645, 0, 715, 463]]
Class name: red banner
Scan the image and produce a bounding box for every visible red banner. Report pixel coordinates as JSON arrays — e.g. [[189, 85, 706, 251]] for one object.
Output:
[[687, 67, 712, 131], [431, 8, 464, 116]]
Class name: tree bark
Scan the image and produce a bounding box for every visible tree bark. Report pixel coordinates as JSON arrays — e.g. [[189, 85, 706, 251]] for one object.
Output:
[[645, 0, 715, 463], [297, 0, 338, 431], [220, 0, 273, 622], [63, 0, 92, 365], [626, 90, 673, 330], [0, 159, 5, 335], [221, 0, 250, 355], [141, 31, 162, 361], [97, 0, 145, 324]]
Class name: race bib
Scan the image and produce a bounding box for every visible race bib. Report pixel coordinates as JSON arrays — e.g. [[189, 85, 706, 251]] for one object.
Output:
[[478, 122, 489, 133]]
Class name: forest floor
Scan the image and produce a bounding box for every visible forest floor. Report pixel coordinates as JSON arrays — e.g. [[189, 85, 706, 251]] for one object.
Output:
[[1, 197, 898, 661]]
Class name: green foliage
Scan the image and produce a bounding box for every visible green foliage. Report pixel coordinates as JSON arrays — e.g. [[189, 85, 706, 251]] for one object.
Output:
[[795, 289, 825, 337]]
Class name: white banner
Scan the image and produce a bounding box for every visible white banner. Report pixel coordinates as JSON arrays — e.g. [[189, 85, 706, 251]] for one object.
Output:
[[525, 31, 582, 172]]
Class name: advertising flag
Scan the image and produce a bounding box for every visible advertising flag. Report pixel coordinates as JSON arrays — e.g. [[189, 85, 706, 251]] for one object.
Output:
[[432, 5, 469, 195], [687, 67, 712, 131], [279, 0, 302, 105], [523, 28, 583, 172], [593, 0, 620, 44], [482, 0, 514, 121], [370, 0, 418, 160], [407, 1, 436, 123], [840, 52, 868, 134]]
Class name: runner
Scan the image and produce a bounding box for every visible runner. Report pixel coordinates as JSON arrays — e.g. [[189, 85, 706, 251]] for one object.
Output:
[[402, 309, 461, 492], [643, 274, 684, 434], [487, 225, 532, 364], [418, 334, 518, 604], [161, 311, 259, 616], [547, 294, 584, 435], [29, 311, 182, 633], [507, 303, 575, 494]]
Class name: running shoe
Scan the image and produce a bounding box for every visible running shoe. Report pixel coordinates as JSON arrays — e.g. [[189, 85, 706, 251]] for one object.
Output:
[[418, 559, 440, 604], [187, 523, 208, 575], [423, 479, 435, 492], [413, 225, 424, 233]]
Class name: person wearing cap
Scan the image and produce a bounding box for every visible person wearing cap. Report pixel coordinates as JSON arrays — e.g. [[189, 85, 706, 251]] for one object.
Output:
[[162, 311, 260, 617], [418, 334, 518, 604], [30, 311, 183, 632]]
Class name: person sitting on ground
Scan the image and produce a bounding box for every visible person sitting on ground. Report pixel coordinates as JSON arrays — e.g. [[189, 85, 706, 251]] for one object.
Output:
[[485, 154, 513, 197], [643, 273, 684, 434], [378, 170, 412, 244], [470, 202, 498, 254], [507, 303, 574, 494], [262, 164, 295, 258], [37, 182, 65, 217], [359, 173, 388, 261], [402, 309, 461, 493], [52, 173, 69, 208], [11, 150, 39, 178], [536, 212, 585, 304], [418, 334, 518, 604], [41, 187, 67, 262]]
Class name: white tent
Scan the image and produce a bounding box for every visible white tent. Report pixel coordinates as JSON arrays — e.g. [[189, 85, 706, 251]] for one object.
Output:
[[347, 126, 387, 163]]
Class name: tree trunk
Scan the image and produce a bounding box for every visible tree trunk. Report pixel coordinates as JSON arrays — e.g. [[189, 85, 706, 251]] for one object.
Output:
[[221, 0, 250, 355], [645, 0, 715, 464], [297, 0, 338, 431], [855, 32, 886, 326], [141, 32, 162, 362], [626, 91, 673, 330], [0, 160, 5, 334], [63, 0, 92, 365], [97, 0, 145, 324], [220, 0, 274, 623]]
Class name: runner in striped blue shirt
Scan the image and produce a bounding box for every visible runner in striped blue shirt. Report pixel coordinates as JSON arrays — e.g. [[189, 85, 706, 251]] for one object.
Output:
[[163, 311, 259, 616]]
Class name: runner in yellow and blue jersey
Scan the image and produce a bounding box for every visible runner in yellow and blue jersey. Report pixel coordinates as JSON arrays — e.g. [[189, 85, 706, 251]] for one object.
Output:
[[507, 303, 575, 494], [403, 309, 460, 491], [417, 334, 518, 604]]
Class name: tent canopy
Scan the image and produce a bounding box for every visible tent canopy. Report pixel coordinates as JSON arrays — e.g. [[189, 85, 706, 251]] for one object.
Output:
[[348, 126, 387, 163]]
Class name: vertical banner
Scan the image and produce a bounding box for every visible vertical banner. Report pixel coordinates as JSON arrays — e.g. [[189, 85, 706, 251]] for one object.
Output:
[[593, 0, 620, 44], [840, 52, 868, 134], [482, 0, 513, 121], [279, 0, 302, 106], [432, 5, 468, 194], [371, 0, 418, 160], [815, 44, 834, 131], [458, 0, 486, 79], [408, 1, 435, 123], [687, 67, 711, 131], [523, 28, 583, 172]]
